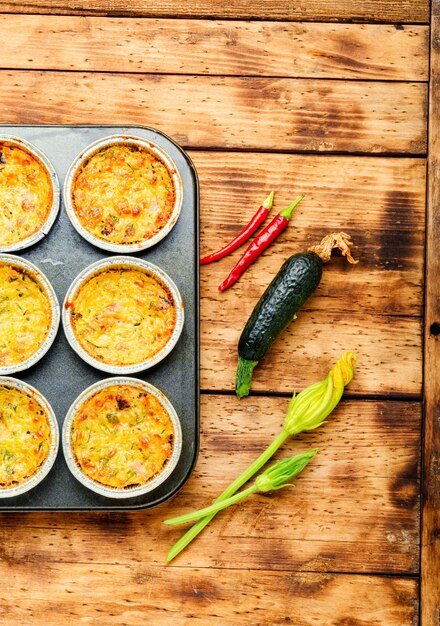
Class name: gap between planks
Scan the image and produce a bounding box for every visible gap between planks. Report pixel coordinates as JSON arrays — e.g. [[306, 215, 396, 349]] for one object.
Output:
[[199, 389, 423, 402], [0, 13, 430, 25], [0, 68, 429, 84], [0, 0, 429, 23], [421, 1, 440, 624]]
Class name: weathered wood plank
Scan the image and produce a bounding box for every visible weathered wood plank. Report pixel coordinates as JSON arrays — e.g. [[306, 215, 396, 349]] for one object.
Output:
[[0, 16, 428, 81], [192, 151, 424, 396], [422, 2, 440, 624], [0, 0, 429, 23], [0, 562, 419, 626], [0, 399, 421, 573], [201, 311, 422, 396], [196, 152, 425, 316], [0, 71, 427, 153]]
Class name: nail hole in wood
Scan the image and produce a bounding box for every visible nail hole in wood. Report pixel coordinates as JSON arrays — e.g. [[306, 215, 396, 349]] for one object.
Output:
[[430, 322, 440, 336]]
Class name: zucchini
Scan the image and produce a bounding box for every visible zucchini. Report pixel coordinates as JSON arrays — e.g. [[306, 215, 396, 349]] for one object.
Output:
[[235, 232, 357, 398]]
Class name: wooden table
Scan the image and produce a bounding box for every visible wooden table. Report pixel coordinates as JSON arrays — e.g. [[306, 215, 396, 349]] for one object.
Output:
[[0, 1, 439, 624]]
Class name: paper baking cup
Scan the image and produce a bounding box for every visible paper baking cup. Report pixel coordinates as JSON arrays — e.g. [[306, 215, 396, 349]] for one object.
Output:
[[62, 256, 184, 374], [0, 377, 59, 498], [0, 254, 60, 375], [62, 377, 182, 499], [0, 135, 60, 253], [63, 134, 183, 253]]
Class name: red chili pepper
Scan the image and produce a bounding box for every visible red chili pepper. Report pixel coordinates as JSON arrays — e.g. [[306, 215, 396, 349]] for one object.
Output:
[[218, 195, 304, 292], [200, 192, 274, 265]]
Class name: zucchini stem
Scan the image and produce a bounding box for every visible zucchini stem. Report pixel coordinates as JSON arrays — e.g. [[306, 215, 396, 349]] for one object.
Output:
[[308, 232, 358, 264], [235, 356, 258, 399]]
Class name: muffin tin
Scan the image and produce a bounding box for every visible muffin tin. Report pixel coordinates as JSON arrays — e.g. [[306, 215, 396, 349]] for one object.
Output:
[[0, 125, 199, 511]]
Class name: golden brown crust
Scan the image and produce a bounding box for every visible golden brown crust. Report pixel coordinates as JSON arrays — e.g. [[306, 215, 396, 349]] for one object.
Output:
[[69, 266, 176, 367], [0, 142, 53, 247], [71, 384, 175, 488], [0, 262, 52, 366], [0, 385, 51, 488], [72, 143, 175, 245]]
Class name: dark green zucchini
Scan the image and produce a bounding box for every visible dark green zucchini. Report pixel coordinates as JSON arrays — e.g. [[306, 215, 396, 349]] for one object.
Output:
[[235, 232, 357, 398]]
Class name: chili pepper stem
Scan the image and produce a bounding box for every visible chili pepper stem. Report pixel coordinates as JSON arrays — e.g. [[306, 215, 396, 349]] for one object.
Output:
[[165, 485, 258, 526], [235, 356, 258, 399], [263, 190, 275, 209], [279, 194, 304, 220], [166, 428, 289, 562]]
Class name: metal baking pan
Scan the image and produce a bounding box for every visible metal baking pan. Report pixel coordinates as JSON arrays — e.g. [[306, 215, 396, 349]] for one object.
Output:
[[0, 124, 199, 511]]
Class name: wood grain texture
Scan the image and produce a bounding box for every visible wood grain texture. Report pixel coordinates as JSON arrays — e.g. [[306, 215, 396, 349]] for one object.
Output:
[[193, 151, 425, 396], [197, 152, 425, 316], [0, 16, 428, 81], [0, 0, 429, 23], [0, 71, 427, 153], [201, 311, 422, 397], [0, 398, 421, 573], [422, 2, 440, 624], [0, 3, 428, 622], [0, 563, 419, 626]]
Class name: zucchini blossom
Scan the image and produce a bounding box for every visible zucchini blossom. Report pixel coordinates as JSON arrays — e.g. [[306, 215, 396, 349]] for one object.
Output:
[[284, 351, 357, 435]]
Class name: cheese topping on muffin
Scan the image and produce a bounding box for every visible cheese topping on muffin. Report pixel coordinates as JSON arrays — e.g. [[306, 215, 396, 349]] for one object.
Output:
[[72, 144, 175, 245], [0, 143, 53, 247], [68, 267, 177, 367], [0, 262, 52, 366], [0, 384, 52, 488], [71, 384, 175, 488]]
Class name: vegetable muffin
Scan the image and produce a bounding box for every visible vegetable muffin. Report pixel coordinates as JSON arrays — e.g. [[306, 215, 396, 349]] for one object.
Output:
[[0, 142, 53, 247], [70, 384, 175, 488], [0, 384, 52, 488], [71, 143, 176, 245], [0, 262, 53, 367], [67, 266, 177, 367]]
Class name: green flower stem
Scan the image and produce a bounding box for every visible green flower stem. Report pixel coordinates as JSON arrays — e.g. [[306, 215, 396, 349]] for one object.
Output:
[[165, 485, 258, 526], [166, 428, 289, 562], [166, 449, 317, 527], [166, 353, 357, 563]]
